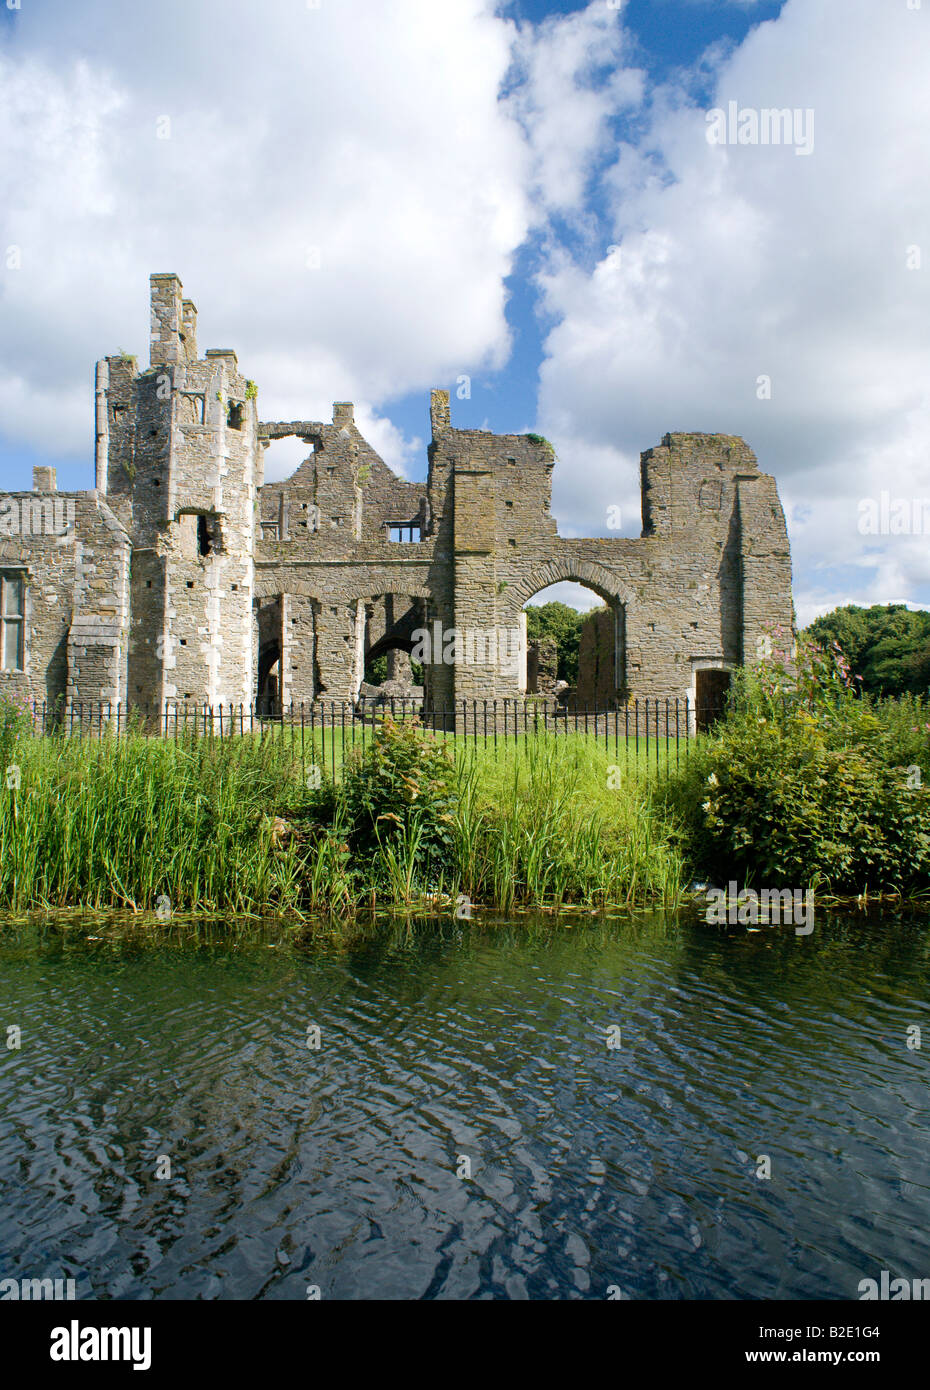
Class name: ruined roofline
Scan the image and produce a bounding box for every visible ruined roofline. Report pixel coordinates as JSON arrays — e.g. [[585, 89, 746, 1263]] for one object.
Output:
[[260, 401, 358, 442], [651, 431, 760, 465], [0, 490, 131, 540], [259, 421, 326, 441], [436, 424, 554, 446], [427, 386, 554, 454]]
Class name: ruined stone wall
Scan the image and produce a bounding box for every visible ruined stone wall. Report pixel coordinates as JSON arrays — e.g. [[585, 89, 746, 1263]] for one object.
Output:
[[0, 276, 794, 717], [254, 406, 431, 700], [571, 609, 614, 705], [0, 480, 130, 713], [527, 637, 559, 696], [417, 394, 793, 706]]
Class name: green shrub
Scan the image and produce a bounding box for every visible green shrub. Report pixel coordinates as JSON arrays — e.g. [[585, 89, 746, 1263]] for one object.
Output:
[[339, 718, 457, 883], [668, 636, 930, 894], [0, 691, 33, 773]]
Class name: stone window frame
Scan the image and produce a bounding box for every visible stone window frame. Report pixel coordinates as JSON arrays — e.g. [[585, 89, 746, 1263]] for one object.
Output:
[[386, 522, 421, 543], [176, 510, 223, 558], [0, 569, 26, 672], [178, 392, 206, 426]]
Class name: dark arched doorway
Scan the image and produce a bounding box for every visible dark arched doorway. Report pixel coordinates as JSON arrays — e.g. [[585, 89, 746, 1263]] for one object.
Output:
[[257, 641, 281, 716]]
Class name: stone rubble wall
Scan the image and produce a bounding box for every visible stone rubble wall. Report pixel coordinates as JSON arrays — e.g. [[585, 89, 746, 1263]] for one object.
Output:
[[0, 276, 795, 716], [0, 490, 131, 715]]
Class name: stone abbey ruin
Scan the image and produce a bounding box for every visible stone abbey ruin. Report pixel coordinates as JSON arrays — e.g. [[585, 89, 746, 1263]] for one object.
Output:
[[0, 274, 794, 722]]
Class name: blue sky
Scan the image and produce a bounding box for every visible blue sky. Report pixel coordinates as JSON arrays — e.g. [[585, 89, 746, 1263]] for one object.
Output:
[[1, 0, 928, 624], [372, 0, 789, 450]]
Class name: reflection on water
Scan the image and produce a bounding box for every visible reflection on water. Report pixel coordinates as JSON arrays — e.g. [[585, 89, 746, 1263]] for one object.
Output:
[[0, 910, 929, 1300]]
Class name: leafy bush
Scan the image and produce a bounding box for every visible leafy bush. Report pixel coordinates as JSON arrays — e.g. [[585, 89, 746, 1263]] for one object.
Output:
[[667, 636, 930, 894], [339, 718, 457, 882], [524, 601, 592, 684], [0, 691, 33, 772], [805, 603, 930, 698]]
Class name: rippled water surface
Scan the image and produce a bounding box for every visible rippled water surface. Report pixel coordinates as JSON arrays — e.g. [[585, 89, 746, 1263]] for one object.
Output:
[[1, 911, 929, 1300]]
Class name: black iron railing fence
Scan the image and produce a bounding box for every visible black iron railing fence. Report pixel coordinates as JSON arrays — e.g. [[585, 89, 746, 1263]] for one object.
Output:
[[16, 697, 723, 781]]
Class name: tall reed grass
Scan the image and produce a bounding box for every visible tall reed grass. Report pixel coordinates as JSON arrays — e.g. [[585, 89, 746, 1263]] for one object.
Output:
[[455, 738, 684, 909], [0, 731, 314, 914], [0, 724, 686, 917]]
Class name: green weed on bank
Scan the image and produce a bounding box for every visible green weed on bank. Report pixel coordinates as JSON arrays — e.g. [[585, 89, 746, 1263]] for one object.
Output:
[[0, 715, 686, 916], [0, 732, 316, 914]]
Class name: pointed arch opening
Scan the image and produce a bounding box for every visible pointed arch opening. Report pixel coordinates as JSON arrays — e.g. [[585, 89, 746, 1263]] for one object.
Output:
[[521, 580, 625, 705], [506, 557, 633, 705]]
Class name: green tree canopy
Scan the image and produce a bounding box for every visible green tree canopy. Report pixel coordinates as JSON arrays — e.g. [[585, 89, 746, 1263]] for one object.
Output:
[[524, 601, 606, 685], [804, 604, 930, 698]]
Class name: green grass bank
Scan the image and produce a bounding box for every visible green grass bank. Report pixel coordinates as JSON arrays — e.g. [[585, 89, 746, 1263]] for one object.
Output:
[[0, 723, 685, 917], [1, 634, 928, 920]]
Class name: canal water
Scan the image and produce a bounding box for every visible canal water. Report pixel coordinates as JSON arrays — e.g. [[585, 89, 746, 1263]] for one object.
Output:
[[0, 910, 928, 1300]]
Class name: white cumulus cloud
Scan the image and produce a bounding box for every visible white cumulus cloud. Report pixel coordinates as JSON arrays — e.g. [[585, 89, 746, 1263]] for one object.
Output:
[[0, 0, 528, 470], [531, 0, 930, 620]]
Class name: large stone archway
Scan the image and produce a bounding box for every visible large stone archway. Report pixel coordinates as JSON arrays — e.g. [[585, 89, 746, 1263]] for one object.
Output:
[[505, 554, 636, 613], [495, 553, 634, 701]]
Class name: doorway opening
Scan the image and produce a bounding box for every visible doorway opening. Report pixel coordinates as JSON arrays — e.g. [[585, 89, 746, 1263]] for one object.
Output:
[[694, 667, 732, 731], [522, 582, 618, 704]]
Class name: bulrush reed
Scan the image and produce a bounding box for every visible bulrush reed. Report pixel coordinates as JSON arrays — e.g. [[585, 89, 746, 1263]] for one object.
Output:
[[0, 714, 686, 919]]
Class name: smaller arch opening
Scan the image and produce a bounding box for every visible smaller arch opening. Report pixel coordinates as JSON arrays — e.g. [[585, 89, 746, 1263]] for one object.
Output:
[[359, 592, 426, 701], [257, 641, 281, 716], [523, 581, 622, 705]]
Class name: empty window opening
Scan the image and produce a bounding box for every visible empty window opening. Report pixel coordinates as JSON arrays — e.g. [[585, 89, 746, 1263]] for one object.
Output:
[[0, 571, 25, 672], [227, 401, 244, 430], [178, 511, 220, 559]]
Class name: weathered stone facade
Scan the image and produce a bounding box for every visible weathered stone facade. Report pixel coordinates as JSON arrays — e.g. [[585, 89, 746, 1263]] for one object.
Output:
[[0, 274, 794, 717]]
